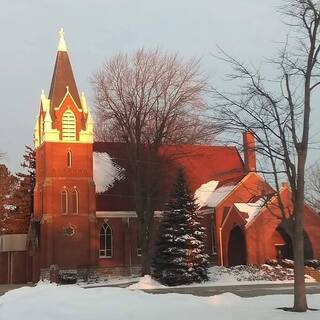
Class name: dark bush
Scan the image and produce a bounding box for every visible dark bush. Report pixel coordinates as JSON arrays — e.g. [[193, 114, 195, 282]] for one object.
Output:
[[265, 259, 278, 266], [305, 259, 320, 269], [59, 272, 78, 284]]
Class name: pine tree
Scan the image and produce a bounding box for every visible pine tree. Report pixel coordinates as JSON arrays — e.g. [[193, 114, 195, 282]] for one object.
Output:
[[15, 146, 36, 215], [0, 147, 35, 234], [189, 208, 209, 282], [0, 164, 18, 231], [152, 167, 209, 286]]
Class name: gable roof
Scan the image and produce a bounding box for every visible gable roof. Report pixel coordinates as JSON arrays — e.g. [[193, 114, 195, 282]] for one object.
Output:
[[94, 142, 246, 212], [245, 184, 320, 228], [194, 171, 273, 211]]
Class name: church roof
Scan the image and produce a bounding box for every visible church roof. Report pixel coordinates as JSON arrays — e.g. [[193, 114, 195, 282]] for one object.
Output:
[[94, 142, 246, 212], [48, 29, 81, 114]]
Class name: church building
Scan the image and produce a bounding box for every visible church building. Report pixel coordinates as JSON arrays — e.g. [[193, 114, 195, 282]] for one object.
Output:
[[1, 30, 320, 284]]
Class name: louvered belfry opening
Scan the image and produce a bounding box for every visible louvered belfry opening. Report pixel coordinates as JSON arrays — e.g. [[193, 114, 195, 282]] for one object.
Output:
[[62, 108, 76, 141]]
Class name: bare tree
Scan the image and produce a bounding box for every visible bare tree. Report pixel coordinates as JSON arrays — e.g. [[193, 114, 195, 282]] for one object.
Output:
[[306, 162, 320, 212], [92, 48, 217, 274], [212, 0, 320, 312]]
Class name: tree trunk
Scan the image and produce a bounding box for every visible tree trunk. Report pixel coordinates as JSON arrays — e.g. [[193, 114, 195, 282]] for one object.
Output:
[[140, 219, 152, 275], [293, 202, 307, 311], [293, 154, 308, 312]]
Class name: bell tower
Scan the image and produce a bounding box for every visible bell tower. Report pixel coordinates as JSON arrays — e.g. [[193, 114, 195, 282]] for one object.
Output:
[[33, 29, 96, 274]]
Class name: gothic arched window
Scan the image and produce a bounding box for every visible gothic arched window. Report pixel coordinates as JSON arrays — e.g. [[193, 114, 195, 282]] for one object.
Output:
[[67, 150, 72, 168], [99, 224, 112, 258], [62, 109, 76, 141], [61, 190, 68, 214], [71, 189, 78, 214]]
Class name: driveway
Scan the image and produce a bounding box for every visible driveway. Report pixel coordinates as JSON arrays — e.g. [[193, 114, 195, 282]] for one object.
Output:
[[2, 282, 320, 298], [142, 282, 320, 297]]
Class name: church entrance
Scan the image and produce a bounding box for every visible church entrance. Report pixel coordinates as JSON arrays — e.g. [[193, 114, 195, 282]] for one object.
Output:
[[274, 224, 314, 261], [275, 226, 293, 260], [228, 226, 247, 266]]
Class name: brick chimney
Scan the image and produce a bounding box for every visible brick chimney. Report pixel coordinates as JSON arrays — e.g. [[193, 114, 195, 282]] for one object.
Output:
[[243, 131, 256, 172]]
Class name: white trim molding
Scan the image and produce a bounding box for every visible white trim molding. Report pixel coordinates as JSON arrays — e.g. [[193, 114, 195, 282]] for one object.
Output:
[[96, 211, 164, 218]]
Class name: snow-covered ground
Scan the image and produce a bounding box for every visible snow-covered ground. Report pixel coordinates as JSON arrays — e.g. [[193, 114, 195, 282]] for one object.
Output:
[[83, 265, 316, 289], [1, 283, 319, 320]]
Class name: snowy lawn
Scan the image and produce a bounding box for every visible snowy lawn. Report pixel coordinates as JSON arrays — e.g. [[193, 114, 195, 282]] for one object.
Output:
[[1, 283, 319, 320], [83, 265, 316, 289]]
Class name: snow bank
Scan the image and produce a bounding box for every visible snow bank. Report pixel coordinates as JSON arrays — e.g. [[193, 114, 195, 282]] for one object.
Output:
[[1, 284, 320, 320], [93, 152, 125, 193], [128, 275, 165, 289]]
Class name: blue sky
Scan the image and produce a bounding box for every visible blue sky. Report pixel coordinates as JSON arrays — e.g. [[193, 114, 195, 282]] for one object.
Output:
[[0, 0, 318, 171]]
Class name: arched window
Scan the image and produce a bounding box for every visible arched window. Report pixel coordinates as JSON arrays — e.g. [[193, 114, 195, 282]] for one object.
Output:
[[99, 224, 112, 258], [71, 189, 78, 214], [67, 150, 72, 168], [62, 109, 76, 141], [61, 190, 68, 214]]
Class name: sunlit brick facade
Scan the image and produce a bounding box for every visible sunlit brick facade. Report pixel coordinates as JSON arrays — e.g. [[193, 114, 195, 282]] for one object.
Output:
[[1, 30, 320, 284]]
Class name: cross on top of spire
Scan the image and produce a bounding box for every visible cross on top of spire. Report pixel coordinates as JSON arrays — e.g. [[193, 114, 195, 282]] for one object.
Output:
[[58, 27, 67, 52]]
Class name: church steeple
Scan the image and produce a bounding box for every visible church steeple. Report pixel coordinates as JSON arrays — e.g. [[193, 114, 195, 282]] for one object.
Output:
[[33, 30, 96, 277], [34, 28, 93, 148], [48, 28, 81, 112]]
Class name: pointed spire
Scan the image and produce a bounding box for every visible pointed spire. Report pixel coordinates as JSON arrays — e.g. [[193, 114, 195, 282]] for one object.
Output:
[[87, 110, 93, 126], [48, 28, 81, 112], [58, 27, 67, 52], [80, 92, 88, 114], [34, 115, 40, 148]]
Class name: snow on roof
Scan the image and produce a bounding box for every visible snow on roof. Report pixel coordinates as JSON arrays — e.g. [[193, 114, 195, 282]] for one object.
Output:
[[234, 198, 265, 223], [93, 152, 125, 193], [195, 180, 235, 208]]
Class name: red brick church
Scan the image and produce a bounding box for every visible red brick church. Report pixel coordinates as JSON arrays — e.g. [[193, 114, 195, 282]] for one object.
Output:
[[1, 30, 320, 284]]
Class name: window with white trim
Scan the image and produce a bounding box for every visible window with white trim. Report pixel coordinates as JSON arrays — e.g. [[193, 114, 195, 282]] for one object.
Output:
[[99, 224, 112, 258], [61, 190, 68, 214], [62, 109, 76, 141], [67, 150, 72, 168], [71, 189, 78, 214]]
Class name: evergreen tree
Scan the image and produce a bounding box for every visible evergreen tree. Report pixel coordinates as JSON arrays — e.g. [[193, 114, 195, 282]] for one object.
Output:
[[0, 164, 18, 230], [0, 147, 35, 233], [152, 167, 209, 286], [15, 146, 36, 215], [189, 207, 209, 282]]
